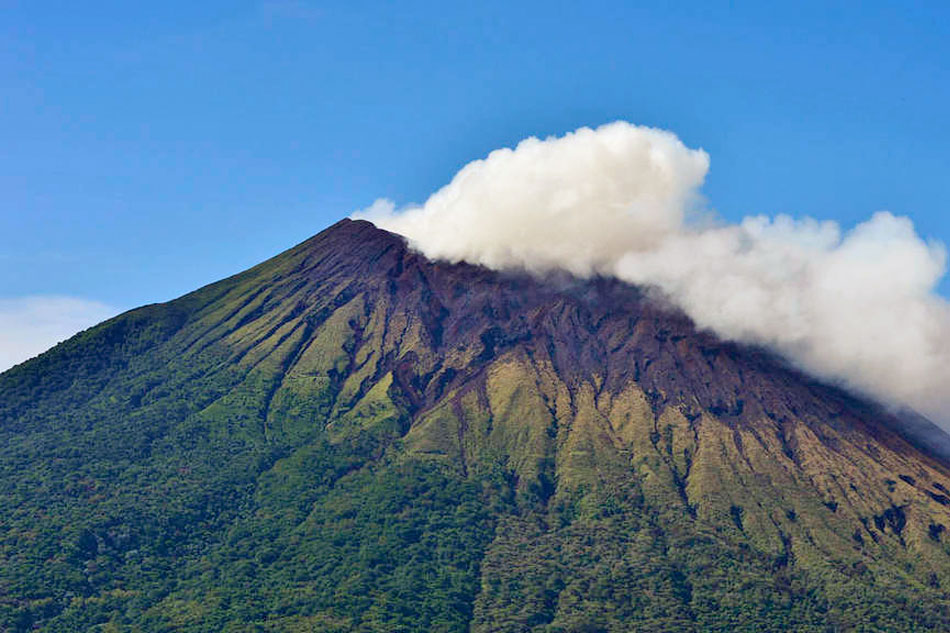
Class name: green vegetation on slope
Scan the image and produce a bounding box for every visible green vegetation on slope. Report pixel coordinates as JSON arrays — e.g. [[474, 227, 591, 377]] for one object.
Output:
[[3, 220, 950, 632]]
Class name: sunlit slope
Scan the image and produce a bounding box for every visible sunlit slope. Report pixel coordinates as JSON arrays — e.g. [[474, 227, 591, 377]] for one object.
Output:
[[3, 219, 950, 631]]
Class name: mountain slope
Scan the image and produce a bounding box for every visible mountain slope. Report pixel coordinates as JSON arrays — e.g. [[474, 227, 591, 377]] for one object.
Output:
[[3, 219, 950, 631]]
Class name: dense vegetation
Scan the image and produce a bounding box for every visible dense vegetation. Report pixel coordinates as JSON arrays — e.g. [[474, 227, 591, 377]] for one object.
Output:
[[3, 219, 950, 631]]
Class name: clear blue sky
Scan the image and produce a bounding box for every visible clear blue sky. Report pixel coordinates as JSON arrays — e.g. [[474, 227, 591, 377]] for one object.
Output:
[[3, 0, 949, 311]]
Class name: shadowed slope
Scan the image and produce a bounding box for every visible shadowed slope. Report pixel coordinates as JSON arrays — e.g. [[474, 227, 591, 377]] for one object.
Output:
[[3, 219, 950, 631]]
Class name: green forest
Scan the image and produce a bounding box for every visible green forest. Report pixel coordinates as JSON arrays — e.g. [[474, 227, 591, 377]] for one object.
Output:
[[3, 221, 950, 631]]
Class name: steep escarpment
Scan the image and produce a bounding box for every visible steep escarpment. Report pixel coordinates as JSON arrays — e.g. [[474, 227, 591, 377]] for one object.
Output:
[[2, 219, 950, 631]]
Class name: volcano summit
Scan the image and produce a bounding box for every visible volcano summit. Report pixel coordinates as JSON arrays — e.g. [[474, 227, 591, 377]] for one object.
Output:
[[2, 219, 950, 631]]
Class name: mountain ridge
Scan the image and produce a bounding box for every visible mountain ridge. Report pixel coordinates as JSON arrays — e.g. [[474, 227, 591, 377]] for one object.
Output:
[[3, 218, 950, 631]]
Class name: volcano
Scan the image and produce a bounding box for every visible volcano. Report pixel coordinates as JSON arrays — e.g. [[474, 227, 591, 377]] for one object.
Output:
[[3, 219, 950, 631]]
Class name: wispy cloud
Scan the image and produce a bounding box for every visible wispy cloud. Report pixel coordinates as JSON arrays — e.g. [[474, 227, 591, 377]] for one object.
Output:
[[0, 296, 118, 372]]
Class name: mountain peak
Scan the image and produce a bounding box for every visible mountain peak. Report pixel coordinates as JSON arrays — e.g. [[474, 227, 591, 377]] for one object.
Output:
[[310, 216, 401, 248], [4, 218, 950, 631]]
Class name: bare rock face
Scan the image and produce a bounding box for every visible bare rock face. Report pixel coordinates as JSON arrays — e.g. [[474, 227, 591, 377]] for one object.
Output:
[[3, 218, 950, 631]]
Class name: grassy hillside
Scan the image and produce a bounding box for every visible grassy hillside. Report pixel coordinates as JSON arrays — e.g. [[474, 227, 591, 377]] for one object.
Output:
[[3, 220, 950, 631]]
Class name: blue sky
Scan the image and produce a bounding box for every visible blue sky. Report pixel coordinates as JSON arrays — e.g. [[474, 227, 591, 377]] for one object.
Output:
[[2, 1, 950, 367]]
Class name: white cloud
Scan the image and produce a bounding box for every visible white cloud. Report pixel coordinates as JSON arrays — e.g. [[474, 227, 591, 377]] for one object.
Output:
[[358, 122, 710, 276], [0, 296, 118, 372], [356, 121, 950, 426]]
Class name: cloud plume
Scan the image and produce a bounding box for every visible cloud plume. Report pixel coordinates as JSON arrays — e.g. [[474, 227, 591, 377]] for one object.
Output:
[[356, 121, 950, 425], [0, 296, 117, 372]]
